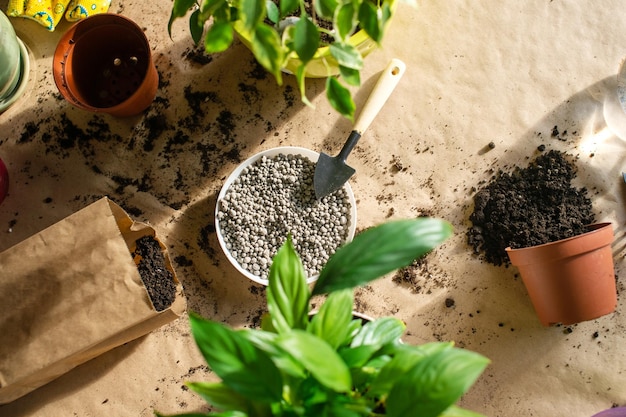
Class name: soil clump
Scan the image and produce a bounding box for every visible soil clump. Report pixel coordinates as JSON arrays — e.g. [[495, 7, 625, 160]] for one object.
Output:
[[467, 150, 595, 266]]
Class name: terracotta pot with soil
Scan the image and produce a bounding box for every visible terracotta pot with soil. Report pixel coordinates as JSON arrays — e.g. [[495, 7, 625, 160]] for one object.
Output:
[[53, 13, 158, 117], [468, 150, 618, 326], [506, 223, 617, 326]]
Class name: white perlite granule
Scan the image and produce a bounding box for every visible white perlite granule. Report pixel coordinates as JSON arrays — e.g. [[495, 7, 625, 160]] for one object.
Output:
[[217, 153, 352, 279]]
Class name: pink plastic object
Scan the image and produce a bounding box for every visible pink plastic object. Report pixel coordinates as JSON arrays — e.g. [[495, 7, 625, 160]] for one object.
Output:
[[0, 157, 8, 204]]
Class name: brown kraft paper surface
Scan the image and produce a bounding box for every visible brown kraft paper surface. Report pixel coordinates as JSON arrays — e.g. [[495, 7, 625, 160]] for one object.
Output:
[[0, 197, 186, 404]]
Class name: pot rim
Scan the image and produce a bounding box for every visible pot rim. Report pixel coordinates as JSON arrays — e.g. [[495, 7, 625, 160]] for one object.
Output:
[[505, 222, 613, 266], [0, 36, 30, 113]]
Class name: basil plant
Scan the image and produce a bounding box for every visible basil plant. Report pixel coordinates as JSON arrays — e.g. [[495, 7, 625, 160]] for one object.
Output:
[[168, 0, 400, 120], [156, 218, 490, 417]]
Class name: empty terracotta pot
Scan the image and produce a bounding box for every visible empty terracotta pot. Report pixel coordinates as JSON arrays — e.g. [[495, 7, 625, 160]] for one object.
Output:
[[506, 223, 617, 326], [53, 13, 158, 117]]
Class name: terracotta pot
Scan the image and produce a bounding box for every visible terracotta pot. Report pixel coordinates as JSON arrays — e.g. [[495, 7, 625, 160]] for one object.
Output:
[[53, 13, 158, 117], [0, 10, 30, 113], [506, 223, 617, 326]]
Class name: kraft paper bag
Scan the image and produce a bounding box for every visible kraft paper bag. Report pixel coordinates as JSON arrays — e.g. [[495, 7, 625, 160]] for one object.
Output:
[[0, 197, 186, 404]]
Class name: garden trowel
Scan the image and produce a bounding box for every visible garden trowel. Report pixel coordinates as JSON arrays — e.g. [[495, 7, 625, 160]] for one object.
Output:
[[314, 58, 406, 200]]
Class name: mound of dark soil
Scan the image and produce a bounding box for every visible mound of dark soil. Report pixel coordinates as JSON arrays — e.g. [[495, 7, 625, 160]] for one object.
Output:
[[467, 150, 595, 266]]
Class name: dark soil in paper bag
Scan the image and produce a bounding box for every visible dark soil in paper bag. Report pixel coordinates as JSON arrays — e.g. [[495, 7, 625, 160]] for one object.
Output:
[[467, 150, 595, 266], [135, 235, 177, 311]]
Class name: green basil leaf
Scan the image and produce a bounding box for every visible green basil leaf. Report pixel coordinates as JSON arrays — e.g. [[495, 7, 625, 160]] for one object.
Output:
[[341, 317, 364, 345], [297, 376, 330, 408], [307, 289, 353, 348], [439, 405, 489, 417], [381, 2, 392, 28], [240, 0, 266, 32], [338, 65, 360, 87], [267, 236, 311, 333], [296, 65, 315, 108], [277, 329, 352, 392], [351, 317, 405, 347], [279, 0, 299, 17], [204, 21, 233, 52], [199, 0, 226, 17], [329, 43, 363, 70], [260, 312, 276, 332], [339, 318, 405, 368], [265, 0, 279, 23], [339, 344, 380, 368], [350, 354, 392, 391], [189, 313, 283, 402], [325, 77, 355, 121], [186, 382, 251, 412], [170, 0, 197, 19], [313, 218, 453, 295], [249, 24, 285, 83], [202, 0, 230, 22], [358, 1, 382, 43], [328, 401, 365, 417], [335, 2, 357, 41], [369, 342, 454, 396], [208, 412, 248, 417], [386, 348, 490, 417], [293, 16, 320, 63], [241, 329, 307, 378], [168, 0, 197, 37], [314, 0, 339, 20], [190, 9, 205, 44]]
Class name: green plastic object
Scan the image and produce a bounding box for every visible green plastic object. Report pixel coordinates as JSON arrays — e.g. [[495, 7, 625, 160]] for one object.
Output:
[[0, 10, 29, 113]]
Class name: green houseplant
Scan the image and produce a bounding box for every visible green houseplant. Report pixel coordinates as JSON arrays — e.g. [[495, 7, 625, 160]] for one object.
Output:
[[168, 0, 404, 120], [156, 218, 490, 417]]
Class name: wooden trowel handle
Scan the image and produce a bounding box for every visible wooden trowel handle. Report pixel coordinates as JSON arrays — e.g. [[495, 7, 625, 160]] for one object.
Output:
[[353, 58, 406, 135]]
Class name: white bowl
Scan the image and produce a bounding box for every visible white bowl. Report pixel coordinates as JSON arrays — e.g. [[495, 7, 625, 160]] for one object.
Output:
[[215, 146, 357, 285]]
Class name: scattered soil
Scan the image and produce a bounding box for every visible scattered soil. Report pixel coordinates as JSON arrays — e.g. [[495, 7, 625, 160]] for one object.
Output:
[[467, 150, 595, 266], [393, 255, 452, 294], [183, 47, 213, 66], [134, 235, 177, 311]]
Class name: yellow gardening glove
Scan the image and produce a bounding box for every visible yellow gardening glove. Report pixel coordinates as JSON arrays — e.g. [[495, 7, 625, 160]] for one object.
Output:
[[65, 0, 111, 22], [7, 0, 71, 30], [6, 0, 110, 30]]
